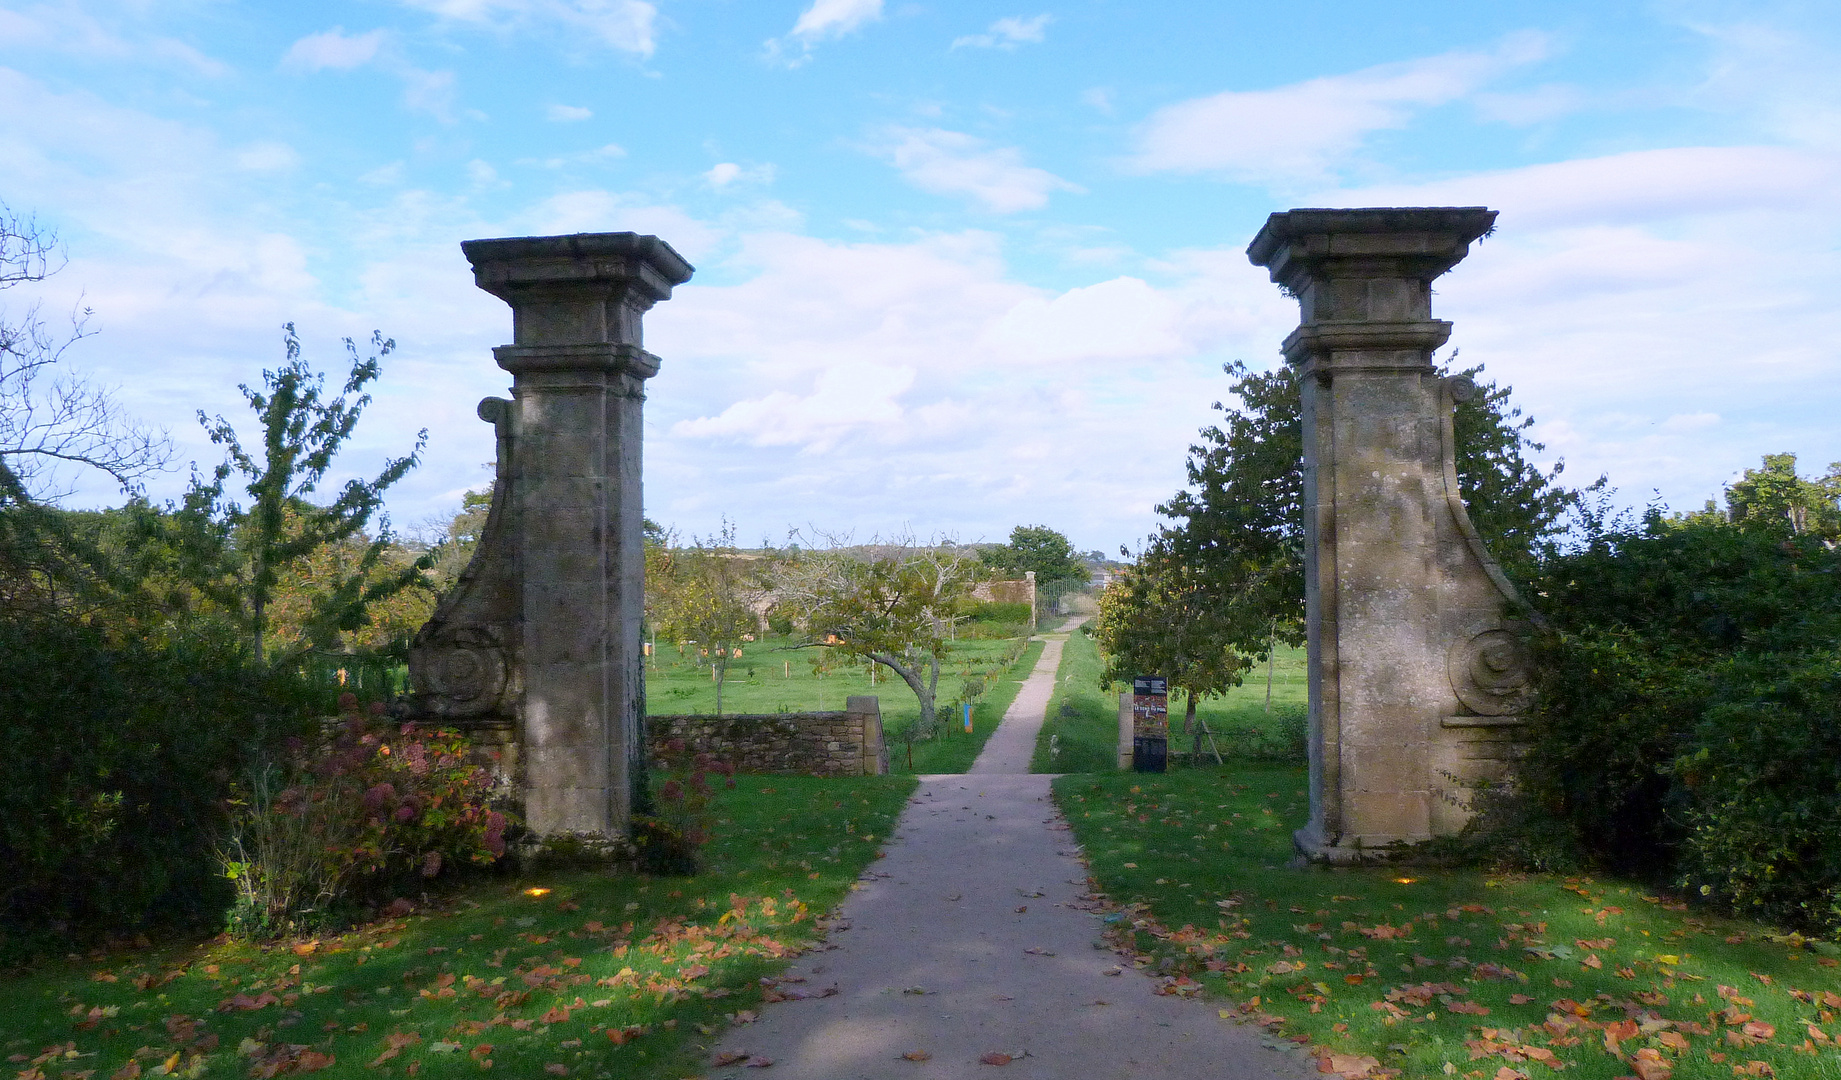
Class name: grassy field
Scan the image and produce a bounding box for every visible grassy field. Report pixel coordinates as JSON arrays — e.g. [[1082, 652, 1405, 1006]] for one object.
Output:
[[1056, 767, 1841, 1079], [1031, 623, 1308, 773], [0, 775, 915, 1080], [645, 631, 1041, 776]]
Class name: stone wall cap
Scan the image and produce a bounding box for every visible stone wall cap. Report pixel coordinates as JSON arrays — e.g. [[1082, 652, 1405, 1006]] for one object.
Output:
[[462, 232, 695, 300], [1247, 207, 1497, 275]]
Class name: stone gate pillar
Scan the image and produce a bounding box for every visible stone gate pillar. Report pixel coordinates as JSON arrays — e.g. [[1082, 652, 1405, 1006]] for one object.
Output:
[[408, 232, 693, 843], [1247, 208, 1531, 863]]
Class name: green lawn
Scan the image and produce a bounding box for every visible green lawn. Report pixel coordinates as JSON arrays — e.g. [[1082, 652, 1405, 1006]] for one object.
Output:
[[1031, 624, 1308, 773], [0, 775, 915, 1080], [646, 631, 1040, 776], [1055, 767, 1841, 1079]]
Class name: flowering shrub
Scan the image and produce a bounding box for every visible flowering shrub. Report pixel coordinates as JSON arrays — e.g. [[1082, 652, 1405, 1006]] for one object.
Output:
[[222, 693, 510, 937], [633, 739, 734, 876]]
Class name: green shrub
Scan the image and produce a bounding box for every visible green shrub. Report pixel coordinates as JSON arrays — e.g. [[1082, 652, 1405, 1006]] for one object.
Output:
[[1508, 512, 1841, 928], [1670, 651, 1841, 927], [0, 617, 319, 949], [221, 694, 511, 938], [966, 600, 1032, 624]]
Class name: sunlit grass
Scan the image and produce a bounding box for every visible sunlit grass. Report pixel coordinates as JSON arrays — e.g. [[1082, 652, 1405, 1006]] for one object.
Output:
[[1057, 767, 1841, 1079]]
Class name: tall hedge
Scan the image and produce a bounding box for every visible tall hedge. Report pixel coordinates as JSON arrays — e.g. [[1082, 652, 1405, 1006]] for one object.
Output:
[[0, 617, 317, 949], [1512, 513, 1841, 929]]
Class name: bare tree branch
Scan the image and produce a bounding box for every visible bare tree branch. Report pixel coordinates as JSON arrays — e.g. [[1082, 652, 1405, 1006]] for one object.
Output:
[[0, 202, 173, 504]]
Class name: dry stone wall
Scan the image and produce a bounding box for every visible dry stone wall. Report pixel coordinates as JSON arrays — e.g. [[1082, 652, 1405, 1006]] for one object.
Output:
[[648, 694, 887, 778]]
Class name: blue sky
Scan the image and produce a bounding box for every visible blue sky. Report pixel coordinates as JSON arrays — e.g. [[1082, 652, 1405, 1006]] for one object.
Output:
[[3, 0, 1837, 553]]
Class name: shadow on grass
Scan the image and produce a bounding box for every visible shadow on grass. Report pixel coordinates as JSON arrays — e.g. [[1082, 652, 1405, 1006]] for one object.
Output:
[[0, 775, 916, 1080]]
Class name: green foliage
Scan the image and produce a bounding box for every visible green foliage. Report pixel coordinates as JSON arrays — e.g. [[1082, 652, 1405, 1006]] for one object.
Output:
[[649, 520, 767, 716], [1093, 537, 1253, 733], [1718, 452, 1841, 541], [193, 323, 430, 663], [221, 694, 510, 939], [981, 524, 1086, 585], [1154, 359, 1581, 665], [775, 538, 979, 739], [0, 616, 319, 950], [1511, 506, 1841, 928]]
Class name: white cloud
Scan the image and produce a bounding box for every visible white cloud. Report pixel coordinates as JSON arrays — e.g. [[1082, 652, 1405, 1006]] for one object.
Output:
[[233, 141, 301, 172], [875, 127, 1081, 213], [673, 364, 916, 452], [1129, 32, 1550, 184], [399, 67, 459, 121], [281, 27, 388, 71], [279, 26, 456, 120], [0, 4, 230, 76], [705, 162, 776, 189], [399, 0, 657, 57], [789, 0, 882, 43], [1081, 87, 1115, 114], [766, 0, 881, 65], [952, 14, 1051, 50], [545, 103, 593, 122], [1315, 145, 1841, 517]]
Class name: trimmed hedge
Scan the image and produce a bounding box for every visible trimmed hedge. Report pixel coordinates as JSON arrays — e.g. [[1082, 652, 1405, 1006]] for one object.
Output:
[[0, 617, 318, 951]]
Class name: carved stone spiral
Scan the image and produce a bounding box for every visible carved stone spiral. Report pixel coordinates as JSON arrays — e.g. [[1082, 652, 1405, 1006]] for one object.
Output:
[[1448, 629, 1532, 715], [414, 628, 507, 714]]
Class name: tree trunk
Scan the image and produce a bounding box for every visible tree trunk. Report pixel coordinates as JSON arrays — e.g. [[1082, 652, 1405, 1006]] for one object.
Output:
[[714, 654, 726, 716], [252, 592, 266, 665], [1185, 691, 1200, 760], [871, 651, 937, 739]]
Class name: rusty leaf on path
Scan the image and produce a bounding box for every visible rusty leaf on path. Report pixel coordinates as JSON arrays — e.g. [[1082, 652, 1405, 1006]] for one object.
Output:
[[712, 1052, 750, 1067], [901, 1051, 931, 1061], [1657, 1031, 1690, 1051], [980, 1052, 1012, 1066], [1580, 954, 1602, 970], [1741, 1021, 1776, 1041]]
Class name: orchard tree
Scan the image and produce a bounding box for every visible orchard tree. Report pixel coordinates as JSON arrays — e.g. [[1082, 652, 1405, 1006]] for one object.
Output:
[[651, 519, 768, 715], [1093, 535, 1251, 746], [193, 324, 430, 663], [775, 534, 979, 738]]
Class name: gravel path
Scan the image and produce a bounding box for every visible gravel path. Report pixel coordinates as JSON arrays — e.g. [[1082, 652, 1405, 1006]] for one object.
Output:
[[706, 619, 1312, 1079]]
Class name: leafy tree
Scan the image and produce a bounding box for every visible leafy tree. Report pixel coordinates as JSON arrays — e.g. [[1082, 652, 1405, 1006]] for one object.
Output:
[[1093, 535, 1251, 745], [651, 519, 767, 715], [775, 534, 979, 738], [982, 524, 1086, 585], [193, 324, 430, 663], [1720, 452, 1840, 541], [1150, 358, 1583, 670]]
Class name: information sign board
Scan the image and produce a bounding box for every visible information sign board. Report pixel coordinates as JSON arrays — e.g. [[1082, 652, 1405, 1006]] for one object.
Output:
[[1131, 675, 1168, 738]]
